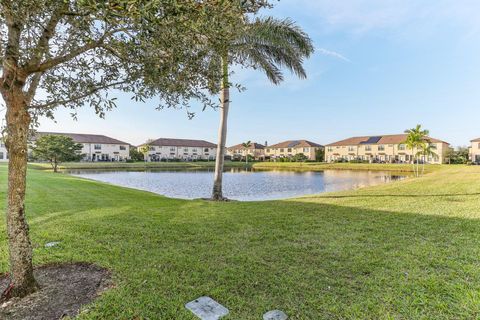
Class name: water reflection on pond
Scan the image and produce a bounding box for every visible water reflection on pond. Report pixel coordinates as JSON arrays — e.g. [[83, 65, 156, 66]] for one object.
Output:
[[69, 168, 407, 201]]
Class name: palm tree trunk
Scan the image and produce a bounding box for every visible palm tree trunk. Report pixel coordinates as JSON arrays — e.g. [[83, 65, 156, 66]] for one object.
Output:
[[1, 88, 38, 300], [212, 54, 230, 200]]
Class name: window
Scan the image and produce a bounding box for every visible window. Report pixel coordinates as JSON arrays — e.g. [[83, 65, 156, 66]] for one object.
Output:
[[94, 144, 101, 150], [0, 143, 4, 148], [149, 147, 155, 151], [266, 149, 270, 153], [378, 145, 385, 151], [348, 146, 355, 152], [327, 147, 333, 152], [184, 148, 188, 152], [0, 152, 3, 160], [287, 148, 292, 152], [170, 147, 175, 151], [280, 148, 284, 152], [365, 145, 372, 151], [192, 148, 197, 152], [119, 145, 126, 151], [204, 148, 209, 152], [429, 143, 437, 149], [303, 147, 309, 152], [398, 144, 405, 150]]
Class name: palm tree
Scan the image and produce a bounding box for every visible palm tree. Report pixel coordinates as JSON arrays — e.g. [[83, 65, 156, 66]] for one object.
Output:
[[417, 143, 437, 176], [211, 17, 314, 200], [242, 141, 252, 164], [403, 125, 429, 177]]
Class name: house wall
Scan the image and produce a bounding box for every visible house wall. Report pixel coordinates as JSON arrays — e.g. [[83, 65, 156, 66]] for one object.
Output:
[[83, 143, 130, 161], [264, 146, 320, 161], [227, 148, 265, 160], [0, 140, 8, 162], [326, 142, 450, 164], [470, 141, 480, 163], [144, 145, 216, 161]]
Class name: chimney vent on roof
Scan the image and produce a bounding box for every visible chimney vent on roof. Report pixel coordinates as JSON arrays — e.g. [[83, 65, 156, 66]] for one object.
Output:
[[265, 141, 268, 147]]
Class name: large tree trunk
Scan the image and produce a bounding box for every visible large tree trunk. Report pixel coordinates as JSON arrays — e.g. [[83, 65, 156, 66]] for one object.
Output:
[[212, 54, 230, 200], [1, 88, 38, 300]]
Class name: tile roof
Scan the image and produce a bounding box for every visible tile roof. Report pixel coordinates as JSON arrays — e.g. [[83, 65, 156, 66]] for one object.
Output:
[[227, 142, 265, 150], [267, 140, 323, 149], [326, 134, 449, 147], [34, 132, 129, 145], [471, 138, 480, 142], [145, 138, 216, 148]]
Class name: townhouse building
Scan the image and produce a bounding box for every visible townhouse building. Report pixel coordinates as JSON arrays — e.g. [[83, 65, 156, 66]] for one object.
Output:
[[264, 140, 323, 161], [470, 138, 480, 164], [325, 134, 450, 164], [34, 132, 130, 161], [227, 142, 265, 161], [0, 139, 8, 162], [140, 138, 216, 161]]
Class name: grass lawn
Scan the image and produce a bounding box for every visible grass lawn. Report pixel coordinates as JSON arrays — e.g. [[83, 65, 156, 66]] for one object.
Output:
[[252, 161, 445, 173], [1, 163, 480, 319], [28, 160, 251, 171]]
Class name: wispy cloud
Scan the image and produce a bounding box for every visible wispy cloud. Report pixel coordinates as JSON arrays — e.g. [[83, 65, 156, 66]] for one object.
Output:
[[278, 0, 480, 38], [317, 48, 351, 62]]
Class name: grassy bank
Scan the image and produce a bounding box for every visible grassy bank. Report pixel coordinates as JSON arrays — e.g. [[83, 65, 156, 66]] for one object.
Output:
[[253, 161, 445, 173], [28, 160, 251, 171], [1, 164, 480, 319]]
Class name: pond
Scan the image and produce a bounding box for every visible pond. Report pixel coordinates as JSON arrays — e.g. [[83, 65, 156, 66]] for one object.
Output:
[[69, 168, 407, 201]]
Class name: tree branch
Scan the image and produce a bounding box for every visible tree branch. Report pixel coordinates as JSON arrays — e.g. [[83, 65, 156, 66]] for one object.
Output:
[[30, 80, 128, 110], [24, 4, 66, 72], [24, 27, 133, 74], [25, 72, 43, 105]]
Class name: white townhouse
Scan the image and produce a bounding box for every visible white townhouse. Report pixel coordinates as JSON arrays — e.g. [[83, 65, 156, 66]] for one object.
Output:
[[139, 138, 217, 161], [0, 139, 8, 162], [34, 132, 130, 162]]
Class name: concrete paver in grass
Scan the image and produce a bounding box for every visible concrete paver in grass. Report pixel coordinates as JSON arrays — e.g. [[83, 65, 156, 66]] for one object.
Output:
[[263, 310, 288, 320], [185, 296, 229, 320]]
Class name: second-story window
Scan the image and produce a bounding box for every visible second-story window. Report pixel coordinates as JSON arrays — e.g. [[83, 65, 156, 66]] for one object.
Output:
[[120, 145, 126, 151], [184, 148, 188, 152], [204, 148, 209, 152], [287, 148, 292, 152], [365, 145, 372, 151], [398, 144, 406, 150], [303, 147, 309, 152], [348, 146, 355, 152], [266, 149, 270, 153], [170, 147, 175, 151], [94, 144, 101, 150], [280, 148, 284, 152], [378, 145, 385, 151]]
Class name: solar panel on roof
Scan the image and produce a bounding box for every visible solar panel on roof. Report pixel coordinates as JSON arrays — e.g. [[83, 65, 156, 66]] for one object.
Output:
[[287, 140, 301, 147], [360, 136, 382, 144]]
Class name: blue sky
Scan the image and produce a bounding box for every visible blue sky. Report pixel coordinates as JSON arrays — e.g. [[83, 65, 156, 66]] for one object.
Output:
[[5, 0, 480, 146]]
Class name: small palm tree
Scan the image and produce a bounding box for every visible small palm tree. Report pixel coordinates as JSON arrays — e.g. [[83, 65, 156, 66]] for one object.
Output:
[[211, 17, 314, 200], [403, 125, 429, 177], [242, 141, 252, 164], [417, 143, 437, 176]]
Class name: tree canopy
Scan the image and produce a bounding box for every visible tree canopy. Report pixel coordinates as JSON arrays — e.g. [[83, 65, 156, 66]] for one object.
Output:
[[30, 135, 83, 172]]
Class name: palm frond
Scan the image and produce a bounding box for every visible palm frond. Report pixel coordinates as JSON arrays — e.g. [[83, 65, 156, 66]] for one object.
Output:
[[233, 16, 313, 85]]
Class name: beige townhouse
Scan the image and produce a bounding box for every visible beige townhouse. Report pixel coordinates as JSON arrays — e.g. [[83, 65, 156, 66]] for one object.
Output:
[[0, 139, 8, 162], [325, 134, 450, 164], [140, 138, 216, 161], [33, 132, 131, 162], [265, 140, 323, 161], [470, 138, 480, 164], [227, 142, 265, 160]]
